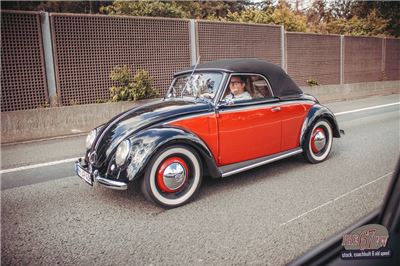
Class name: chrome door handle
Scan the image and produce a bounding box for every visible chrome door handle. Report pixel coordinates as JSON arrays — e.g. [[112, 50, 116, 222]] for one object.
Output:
[[271, 106, 281, 112]]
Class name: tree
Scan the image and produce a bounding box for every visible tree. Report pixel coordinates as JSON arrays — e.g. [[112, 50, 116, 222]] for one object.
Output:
[[305, 0, 391, 36], [100, 0, 188, 18], [306, 0, 330, 24], [328, 0, 354, 20], [1, 1, 112, 14], [224, 8, 274, 24], [351, 1, 400, 37], [190, 1, 250, 19], [224, 4, 307, 32], [3, 0, 397, 37], [325, 9, 389, 36], [271, 4, 307, 32], [100, 0, 251, 20]]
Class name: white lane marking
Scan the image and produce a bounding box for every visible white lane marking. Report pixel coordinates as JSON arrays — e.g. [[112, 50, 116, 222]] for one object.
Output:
[[280, 172, 393, 226], [334, 102, 399, 116], [0, 158, 77, 174], [1, 102, 399, 174], [1, 133, 87, 146]]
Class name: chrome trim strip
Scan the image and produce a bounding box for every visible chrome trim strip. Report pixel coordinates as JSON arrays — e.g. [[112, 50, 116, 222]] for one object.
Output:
[[218, 99, 312, 114], [213, 72, 229, 106], [95, 176, 128, 190], [221, 148, 303, 177], [168, 71, 228, 107], [218, 101, 280, 114]]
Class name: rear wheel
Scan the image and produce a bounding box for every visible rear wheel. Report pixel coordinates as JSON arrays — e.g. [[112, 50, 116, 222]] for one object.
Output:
[[303, 119, 333, 164], [141, 145, 202, 208]]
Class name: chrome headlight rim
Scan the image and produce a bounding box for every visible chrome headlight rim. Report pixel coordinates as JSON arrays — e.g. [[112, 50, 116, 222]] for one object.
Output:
[[85, 129, 97, 149], [115, 139, 131, 167]]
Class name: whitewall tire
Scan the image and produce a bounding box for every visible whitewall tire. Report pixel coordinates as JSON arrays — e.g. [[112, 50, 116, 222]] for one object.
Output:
[[303, 119, 333, 164], [141, 145, 203, 208]]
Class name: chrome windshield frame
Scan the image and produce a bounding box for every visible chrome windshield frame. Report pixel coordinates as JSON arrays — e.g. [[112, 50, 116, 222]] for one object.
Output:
[[165, 71, 228, 106]]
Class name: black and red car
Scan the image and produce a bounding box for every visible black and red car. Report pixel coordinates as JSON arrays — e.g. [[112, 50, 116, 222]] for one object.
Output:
[[75, 59, 342, 208]]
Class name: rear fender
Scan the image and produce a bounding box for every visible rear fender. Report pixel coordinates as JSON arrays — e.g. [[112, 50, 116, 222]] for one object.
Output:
[[300, 104, 341, 147]]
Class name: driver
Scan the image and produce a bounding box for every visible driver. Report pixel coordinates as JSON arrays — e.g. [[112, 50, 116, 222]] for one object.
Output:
[[225, 76, 252, 102]]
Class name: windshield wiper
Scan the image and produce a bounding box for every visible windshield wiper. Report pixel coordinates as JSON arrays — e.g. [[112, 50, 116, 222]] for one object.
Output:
[[180, 56, 200, 98]]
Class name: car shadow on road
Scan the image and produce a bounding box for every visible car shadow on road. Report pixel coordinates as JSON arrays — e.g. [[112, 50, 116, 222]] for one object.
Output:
[[197, 154, 306, 198]]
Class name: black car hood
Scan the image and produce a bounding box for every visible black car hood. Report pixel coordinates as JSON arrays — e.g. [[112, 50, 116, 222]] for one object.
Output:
[[90, 99, 211, 168]]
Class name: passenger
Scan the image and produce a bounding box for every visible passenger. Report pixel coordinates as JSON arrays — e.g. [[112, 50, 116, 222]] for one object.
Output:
[[225, 76, 252, 102]]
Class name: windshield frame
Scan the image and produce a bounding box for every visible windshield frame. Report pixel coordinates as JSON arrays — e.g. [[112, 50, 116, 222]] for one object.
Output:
[[166, 71, 228, 105]]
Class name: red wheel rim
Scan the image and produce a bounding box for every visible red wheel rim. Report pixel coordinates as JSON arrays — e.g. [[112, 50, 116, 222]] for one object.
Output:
[[156, 157, 189, 193], [311, 127, 326, 154]]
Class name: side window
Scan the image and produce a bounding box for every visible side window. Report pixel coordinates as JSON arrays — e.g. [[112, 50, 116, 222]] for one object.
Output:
[[248, 75, 273, 99], [221, 74, 273, 103]]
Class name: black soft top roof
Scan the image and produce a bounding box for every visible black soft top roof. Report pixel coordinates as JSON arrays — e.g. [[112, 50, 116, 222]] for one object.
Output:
[[175, 58, 303, 97]]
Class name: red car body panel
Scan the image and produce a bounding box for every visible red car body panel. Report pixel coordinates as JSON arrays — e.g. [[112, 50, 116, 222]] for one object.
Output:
[[217, 106, 281, 165], [169, 102, 312, 166]]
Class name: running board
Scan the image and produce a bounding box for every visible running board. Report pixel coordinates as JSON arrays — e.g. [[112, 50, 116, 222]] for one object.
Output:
[[220, 148, 303, 177]]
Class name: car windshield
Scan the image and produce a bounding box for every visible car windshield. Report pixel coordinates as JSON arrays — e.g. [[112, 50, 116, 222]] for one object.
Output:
[[166, 72, 223, 100]]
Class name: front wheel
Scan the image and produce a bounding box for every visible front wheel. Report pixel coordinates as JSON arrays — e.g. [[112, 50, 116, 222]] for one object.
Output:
[[141, 145, 203, 208], [303, 119, 333, 164]]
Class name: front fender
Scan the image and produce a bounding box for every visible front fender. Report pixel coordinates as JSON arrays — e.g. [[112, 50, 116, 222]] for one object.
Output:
[[124, 126, 221, 181], [300, 104, 341, 147]]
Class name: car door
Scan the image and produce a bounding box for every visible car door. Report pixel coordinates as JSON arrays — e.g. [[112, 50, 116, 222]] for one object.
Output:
[[216, 74, 282, 166]]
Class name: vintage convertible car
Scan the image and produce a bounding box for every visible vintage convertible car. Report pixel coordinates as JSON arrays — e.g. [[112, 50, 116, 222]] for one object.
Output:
[[75, 59, 342, 208]]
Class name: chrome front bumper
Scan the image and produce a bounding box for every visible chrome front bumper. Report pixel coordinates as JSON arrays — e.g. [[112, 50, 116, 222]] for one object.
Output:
[[75, 158, 128, 191]]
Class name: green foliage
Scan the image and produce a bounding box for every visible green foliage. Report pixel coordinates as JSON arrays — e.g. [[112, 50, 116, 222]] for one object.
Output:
[[5, 0, 399, 37], [306, 1, 391, 37], [2, 1, 105, 14], [110, 66, 158, 102], [325, 9, 389, 36], [225, 8, 273, 24], [270, 5, 307, 32], [100, 0, 250, 19], [225, 5, 306, 32], [101, 0, 188, 18], [95, 99, 108, 104], [37, 101, 50, 108], [110, 65, 132, 85], [351, 1, 400, 37], [307, 78, 319, 87]]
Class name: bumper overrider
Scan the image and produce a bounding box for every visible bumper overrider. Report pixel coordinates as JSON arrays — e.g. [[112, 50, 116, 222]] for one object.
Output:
[[74, 158, 128, 190]]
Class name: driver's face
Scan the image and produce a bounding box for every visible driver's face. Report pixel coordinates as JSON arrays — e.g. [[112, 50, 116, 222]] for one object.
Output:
[[229, 77, 245, 95]]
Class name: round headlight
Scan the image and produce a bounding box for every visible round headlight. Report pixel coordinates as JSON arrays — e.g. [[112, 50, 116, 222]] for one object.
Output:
[[86, 129, 97, 149], [115, 140, 131, 166]]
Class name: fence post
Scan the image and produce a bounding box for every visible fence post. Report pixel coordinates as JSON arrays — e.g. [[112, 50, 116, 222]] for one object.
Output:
[[382, 37, 386, 80], [281, 25, 286, 72], [40, 12, 57, 106], [189, 20, 197, 65], [340, 35, 344, 85]]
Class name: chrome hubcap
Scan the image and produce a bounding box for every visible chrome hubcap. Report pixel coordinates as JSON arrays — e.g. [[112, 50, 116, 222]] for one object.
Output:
[[162, 162, 187, 191], [312, 128, 326, 153]]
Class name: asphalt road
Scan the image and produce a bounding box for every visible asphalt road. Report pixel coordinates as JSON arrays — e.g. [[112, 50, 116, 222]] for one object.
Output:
[[1, 94, 399, 265]]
